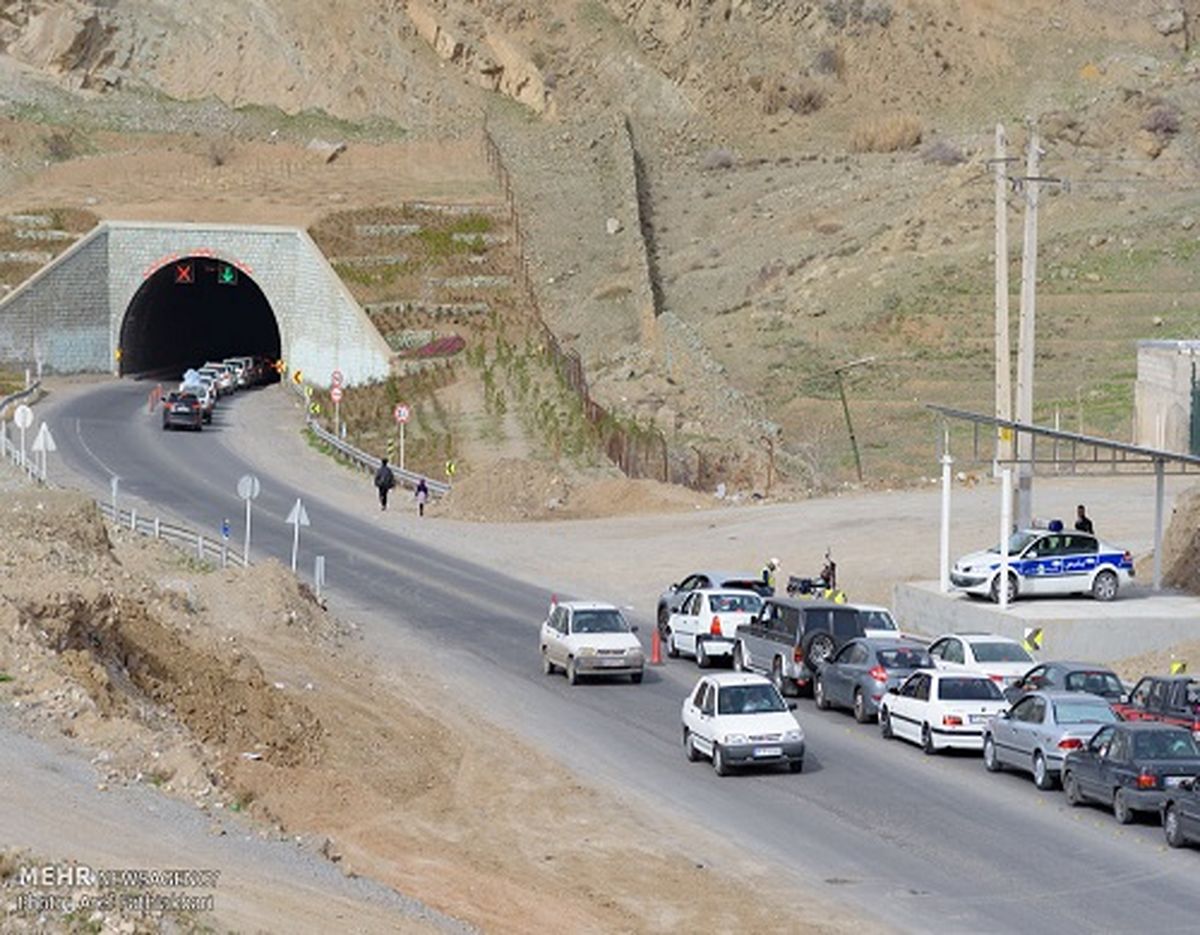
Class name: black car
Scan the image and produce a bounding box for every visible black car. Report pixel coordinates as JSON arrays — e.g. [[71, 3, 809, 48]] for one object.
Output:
[[1004, 661, 1125, 705], [1162, 776, 1200, 848], [161, 392, 203, 431], [1062, 722, 1200, 824], [733, 599, 898, 696], [656, 570, 772, 636]]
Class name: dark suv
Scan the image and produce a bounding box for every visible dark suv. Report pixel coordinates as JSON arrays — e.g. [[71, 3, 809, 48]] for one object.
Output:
[[161, 391, 203, 431], [733, 598, 898, 696]]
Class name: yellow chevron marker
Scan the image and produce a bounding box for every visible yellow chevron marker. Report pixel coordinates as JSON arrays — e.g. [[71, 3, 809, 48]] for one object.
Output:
[[1171, 658, 1188, 675], [1022, 627, 1044, 654]]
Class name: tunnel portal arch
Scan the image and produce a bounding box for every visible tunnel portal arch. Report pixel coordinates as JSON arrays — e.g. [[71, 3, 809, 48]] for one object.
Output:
[[118, 255, 281, 376]]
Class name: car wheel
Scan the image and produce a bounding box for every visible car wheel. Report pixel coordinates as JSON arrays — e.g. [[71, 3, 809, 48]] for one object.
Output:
[[1113, 788, 1135, 825], [1063, 771, 1083, 807], [696, 640, 710, 669], [713, 744, 731, 777], [1032, 752, 1055, 790], [1164, 804, 1186, 848], [814, 676, 830, 710], [990, 572, 1018, 604], [853, 688, 870, 724], [803, 632, 836, 673], [667, 631, 680, 659], [541, 649, 556, 675], [879, 708, 894, 740], [1092, 569, 1119, 602], [788, 758, 804, 774], [921, 724, 936, 755], [631, 670, 643, 684], [657, 605, 670, 638], [567, 658, 580, 686], [684, 728, 701, 762], [983, 734, 1002, 772]]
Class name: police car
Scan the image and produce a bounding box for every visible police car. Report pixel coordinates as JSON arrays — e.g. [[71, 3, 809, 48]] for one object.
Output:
[[951, 527, 1133, 603]]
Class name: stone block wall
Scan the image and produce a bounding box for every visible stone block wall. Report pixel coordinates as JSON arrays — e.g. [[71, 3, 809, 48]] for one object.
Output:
[[1134, 340, 1199, 453]]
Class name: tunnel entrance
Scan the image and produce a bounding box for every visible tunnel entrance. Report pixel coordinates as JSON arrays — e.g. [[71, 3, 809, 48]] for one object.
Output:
[[118, 256, 281, 377]]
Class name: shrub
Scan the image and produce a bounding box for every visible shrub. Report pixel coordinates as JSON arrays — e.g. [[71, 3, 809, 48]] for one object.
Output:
[[1141, 105, 1181, 138], [43, 132, 77, 161], [921, 139, 965, 165], [812, 46, 844, 77], [208, 137, 235, 167], [787, 81, 825, 115], [850, 114, 922, 153]]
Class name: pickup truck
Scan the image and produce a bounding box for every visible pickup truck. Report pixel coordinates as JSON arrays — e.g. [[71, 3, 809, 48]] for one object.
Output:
[[1112, 676, 1200, 734]]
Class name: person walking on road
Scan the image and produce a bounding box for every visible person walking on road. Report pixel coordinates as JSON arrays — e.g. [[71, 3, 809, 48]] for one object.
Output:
[[374, 457, 396, 511], [1075, 504, 1094, 534], [415, 477, 429, 517]]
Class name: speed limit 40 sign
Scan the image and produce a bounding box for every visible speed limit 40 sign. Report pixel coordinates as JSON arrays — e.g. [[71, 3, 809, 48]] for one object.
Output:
[[331, 386, 343, 404], [394, 403, 410, 424]]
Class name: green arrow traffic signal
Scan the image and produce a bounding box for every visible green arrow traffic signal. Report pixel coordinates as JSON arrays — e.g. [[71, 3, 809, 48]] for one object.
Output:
[[217, 263, 238, 286]]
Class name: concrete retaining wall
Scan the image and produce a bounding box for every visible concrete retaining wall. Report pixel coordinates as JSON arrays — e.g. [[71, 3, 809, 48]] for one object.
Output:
[[894, 580, 1200, 662], [1134, 340, 1200, 453]]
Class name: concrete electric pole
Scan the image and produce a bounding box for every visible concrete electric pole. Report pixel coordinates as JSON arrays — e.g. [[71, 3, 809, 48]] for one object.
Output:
[[993, 124, 1013, 470], [1014, 125, 1041, 530]]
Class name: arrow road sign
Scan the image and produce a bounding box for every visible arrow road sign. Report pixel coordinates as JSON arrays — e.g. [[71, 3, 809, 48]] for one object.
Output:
[[287, 497, 310, 572], [30, 422, 55, 453]]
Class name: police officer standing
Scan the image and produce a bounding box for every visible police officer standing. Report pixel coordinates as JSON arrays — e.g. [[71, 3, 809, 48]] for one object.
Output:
[[1074, 504, 1094, 534], [762, 557, 780, 594]]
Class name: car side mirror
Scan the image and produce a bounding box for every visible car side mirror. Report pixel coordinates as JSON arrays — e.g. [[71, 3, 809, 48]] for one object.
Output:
[[669, 584, 678, 593], [999, 709, 1011, 719], [1119, 693, 1130, 705], [630, 625, 639, 633], [787, 701, 798, 711], [888, 687, 899, 695]]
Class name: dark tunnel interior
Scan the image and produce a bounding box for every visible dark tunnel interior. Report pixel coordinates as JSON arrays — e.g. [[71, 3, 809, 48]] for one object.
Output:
[[118, 257, 281, 377]]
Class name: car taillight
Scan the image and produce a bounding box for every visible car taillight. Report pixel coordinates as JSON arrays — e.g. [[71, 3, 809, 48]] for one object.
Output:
[[1137, 772, 1157, 790], [710, 616, 722, 636], [868, 665, 888, 683], [988, 674, 1005, 683], [1123, 550, 1132, 566], [793, 645, 804, 664], [1057, 738, 1083, 750], [942, 714, 963, 726]]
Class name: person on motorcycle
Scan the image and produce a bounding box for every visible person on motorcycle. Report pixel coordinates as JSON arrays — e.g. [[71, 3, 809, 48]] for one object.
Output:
[[762, 557, 780, 593]]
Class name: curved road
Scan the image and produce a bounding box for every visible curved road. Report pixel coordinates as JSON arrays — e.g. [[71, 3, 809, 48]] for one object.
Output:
[[46, 382, 1200, 933]]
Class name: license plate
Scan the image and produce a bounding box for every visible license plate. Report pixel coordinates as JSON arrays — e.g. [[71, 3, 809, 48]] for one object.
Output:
[[596, 658, 625, 667], [969, 714, 989, 724], [754, 747, 782, 758], [1166, 776, 1186, 787]]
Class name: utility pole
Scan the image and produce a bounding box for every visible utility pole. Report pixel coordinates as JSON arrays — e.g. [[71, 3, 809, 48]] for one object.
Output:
[[1014, 125, 1040, 530], [830, 356, 875, 483], [993, 123, 1013, 469]]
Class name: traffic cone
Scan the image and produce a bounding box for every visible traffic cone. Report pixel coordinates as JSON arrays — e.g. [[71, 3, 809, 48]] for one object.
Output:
[[650, 625, 663, 665]]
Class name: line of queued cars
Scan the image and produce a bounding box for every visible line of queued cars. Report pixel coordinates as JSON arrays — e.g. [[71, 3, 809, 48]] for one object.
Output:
[[161, 355, 276, 431], [536, 565, 1200, 851]]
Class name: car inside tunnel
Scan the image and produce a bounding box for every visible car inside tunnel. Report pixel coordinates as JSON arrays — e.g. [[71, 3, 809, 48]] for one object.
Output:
[[118, 256, 281, 377]]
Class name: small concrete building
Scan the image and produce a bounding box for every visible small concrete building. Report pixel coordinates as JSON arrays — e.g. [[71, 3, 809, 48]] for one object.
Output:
[[1134, 339, 1200, 455]]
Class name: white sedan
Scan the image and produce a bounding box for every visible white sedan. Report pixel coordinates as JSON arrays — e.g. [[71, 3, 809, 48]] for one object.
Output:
[[681, 672, 805, 775], [927, 632, 1033, 689], [878, 670, 1009, 754], [540, 600, 644, 685], [666, 588, 763, 667]]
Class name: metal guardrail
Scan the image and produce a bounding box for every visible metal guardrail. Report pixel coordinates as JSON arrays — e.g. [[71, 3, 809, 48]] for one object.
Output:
[[96, 501, 248, 568], [289, 380, 449, 497], [0, 380, 41, 418]]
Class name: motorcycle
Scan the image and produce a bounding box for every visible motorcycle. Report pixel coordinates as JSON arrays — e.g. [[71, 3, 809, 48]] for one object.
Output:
[[786, 551, 846, 603]]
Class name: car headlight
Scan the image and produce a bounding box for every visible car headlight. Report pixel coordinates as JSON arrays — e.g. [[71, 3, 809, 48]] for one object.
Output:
[[783, 729, 804, 743], [578, 647, 597, 657], [723, 733, 748, 745], [625, 646, 643, 656]]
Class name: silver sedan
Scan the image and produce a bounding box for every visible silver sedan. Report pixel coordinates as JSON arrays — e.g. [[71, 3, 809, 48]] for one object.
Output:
[[983, 690, 1116, 790]]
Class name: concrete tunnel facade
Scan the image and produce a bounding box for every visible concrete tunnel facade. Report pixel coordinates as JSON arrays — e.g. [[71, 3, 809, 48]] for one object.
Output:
[[0, 221, 392, 387]]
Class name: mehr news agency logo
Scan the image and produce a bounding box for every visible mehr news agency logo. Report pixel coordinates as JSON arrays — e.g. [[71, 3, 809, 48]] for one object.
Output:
[[6, 862, 220, 916]]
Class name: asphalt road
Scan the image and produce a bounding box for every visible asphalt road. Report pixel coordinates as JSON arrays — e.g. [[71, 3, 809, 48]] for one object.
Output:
[[45, 381, 1200, 933]]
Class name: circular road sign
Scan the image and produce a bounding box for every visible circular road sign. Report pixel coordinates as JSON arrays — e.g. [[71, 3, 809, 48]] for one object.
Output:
[[331, 386, 344, 404], [394, 403, 411, 424], [12, 404, 33, 430], [331, 369, 344, 388], [237, 474, 261, 501]]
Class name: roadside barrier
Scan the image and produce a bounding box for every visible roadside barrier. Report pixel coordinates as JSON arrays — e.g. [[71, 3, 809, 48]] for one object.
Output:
[[95, 501, 248, 568], [0, 379, 41, 418]]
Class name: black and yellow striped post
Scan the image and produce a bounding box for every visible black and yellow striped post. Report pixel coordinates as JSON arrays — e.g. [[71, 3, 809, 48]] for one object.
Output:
[[1022, 627, 1043, 655]]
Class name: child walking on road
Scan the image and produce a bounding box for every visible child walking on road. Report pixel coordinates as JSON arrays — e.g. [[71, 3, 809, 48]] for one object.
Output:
[[415, 477, 429, 517]]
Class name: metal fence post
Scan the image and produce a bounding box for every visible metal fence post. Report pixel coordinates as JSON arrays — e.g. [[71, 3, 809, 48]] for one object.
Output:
[[196, 534, 204, 561], [129, 508, 137, 531], [153, 517, 161, 539]]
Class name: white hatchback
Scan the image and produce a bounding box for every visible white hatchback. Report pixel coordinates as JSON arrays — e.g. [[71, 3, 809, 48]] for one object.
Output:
[[540, 601, 644, 685], [927, 633, 1034, 689], [666, 588, 763, 667], [681, 672, 805, 775], [879, 670, 1009, 754]]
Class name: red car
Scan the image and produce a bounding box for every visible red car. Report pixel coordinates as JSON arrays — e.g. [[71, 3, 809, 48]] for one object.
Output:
[[1113, 676, 1200, 734]]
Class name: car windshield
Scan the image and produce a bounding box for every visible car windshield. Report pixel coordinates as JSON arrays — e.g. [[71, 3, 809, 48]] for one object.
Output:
[[709, 593, 762, 614], [572, 610, 628, 634], [938, 677, 1004, 701], [989, 531, 1039, 555], [972, 642, 1033, 663], [1063, 671, 1124, 698], [878, 647, 932, 669], [718, 683, 787, 715], [860, 610, 897, 631], [722, 578, 772, 596], [1053, 701, 1117, 725], [1133, 731, 1200, 760]]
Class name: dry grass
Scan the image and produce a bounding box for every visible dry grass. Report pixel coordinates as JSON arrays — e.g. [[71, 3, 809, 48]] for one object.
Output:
[[849, 113, 923, 153]]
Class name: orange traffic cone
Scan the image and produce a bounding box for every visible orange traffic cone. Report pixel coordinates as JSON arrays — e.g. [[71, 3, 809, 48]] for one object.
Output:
[[650, 625, 663, 665]]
